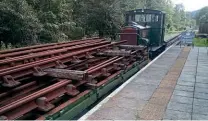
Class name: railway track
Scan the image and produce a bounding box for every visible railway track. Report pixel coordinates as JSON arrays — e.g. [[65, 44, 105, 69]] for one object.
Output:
[[166, 34, 181, 47], [0, 35, 179, 120]]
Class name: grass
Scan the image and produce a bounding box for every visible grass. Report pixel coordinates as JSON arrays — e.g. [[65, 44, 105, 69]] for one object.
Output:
[[193, 38, 208, 47]]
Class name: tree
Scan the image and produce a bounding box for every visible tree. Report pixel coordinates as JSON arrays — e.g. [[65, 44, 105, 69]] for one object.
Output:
[[171, 4, 186, 30], [196, 6, 208, 24], [0, 0, 192, 49], [0, 0, 41, 48], [27, 0, 84, 42], [73, 0, 124, 39]]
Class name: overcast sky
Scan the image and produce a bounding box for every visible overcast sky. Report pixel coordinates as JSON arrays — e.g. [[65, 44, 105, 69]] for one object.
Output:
[[172, 0, 208, 11]]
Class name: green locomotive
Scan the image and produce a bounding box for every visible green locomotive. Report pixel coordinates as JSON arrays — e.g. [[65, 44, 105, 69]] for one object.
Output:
[[120, 9, 166, 59]]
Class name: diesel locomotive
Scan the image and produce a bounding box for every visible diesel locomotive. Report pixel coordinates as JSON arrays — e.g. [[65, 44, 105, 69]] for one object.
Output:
[[120, 9, 166, 59]]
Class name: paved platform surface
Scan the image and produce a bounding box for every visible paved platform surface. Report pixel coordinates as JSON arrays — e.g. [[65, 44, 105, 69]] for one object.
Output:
[[84, 46, 208, 120], [164, 47, 208, 120]]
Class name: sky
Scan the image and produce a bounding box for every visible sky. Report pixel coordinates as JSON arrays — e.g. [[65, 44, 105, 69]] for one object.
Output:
[[172, 0, 208, 11]]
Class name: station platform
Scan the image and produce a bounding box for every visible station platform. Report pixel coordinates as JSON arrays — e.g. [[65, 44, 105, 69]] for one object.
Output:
[[80, 45, 208, 120]]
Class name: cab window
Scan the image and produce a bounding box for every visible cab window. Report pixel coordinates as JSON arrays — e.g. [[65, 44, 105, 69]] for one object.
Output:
[[151, 14, 155, 22], [155, 15, 159, 22], [135, 14, 145, 22], [131, 13, 160, 22], [146, 14, 152, 22], [128, 15, 132, 22]]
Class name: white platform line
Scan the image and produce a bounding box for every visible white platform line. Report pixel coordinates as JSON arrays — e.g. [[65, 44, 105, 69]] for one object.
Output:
[[78, 44, 174, 120]]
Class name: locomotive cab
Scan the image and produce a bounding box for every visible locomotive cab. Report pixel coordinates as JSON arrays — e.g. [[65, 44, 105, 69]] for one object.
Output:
[[120, 9, 166, 59]]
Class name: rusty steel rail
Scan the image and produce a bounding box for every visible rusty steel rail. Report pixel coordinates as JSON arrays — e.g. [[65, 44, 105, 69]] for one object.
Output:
[[0, 80, 80, 120], [0, 81, 36, 99], [0, 38, 150, 120], [36, 62, 136, 120], [0, 40, 108, 69], [67, 57, 108, 70], [44, 57, 121, 81], [44, 57, 124, 82], [87, 57, 123, 74], [36, 90, 91, 120], [0, 38, 104, 59], [0, 41, 127, 87], [96, 62, 136, 87], [0, 81, 47, 106], [0, 58, 108, 105], [0, 41, 111, 73], [0, 37, 100, 55], [87, 57, 124, 80], [85, 56, 119, 71]]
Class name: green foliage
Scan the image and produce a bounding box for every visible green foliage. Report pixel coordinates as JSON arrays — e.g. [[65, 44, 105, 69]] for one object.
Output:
[[0, 0, 41, 47], [0, 0, 194, 49], [73, 0, 124, 39], [194, 38, 208, 47], [196, 6, 208, 24], [60, 22, 84, 39]]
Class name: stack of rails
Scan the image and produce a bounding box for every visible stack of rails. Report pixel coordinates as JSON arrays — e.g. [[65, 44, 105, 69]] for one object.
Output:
[[0, 38, 148, 120]]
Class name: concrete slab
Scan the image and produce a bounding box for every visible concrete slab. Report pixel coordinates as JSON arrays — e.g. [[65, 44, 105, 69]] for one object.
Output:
[[177, 81, 195, 87], [163, 110, 191, 120], [193, 105, 208, 115], [104, 95, 147, 111], [182, 67, 196, 72], [175, 85, 194, 92], [195, 83, 208, 88], [178, 75, 195, 82], [167, 101, 192, 113], [192, 114, 208, 120], [173, 90, 194, 98], [158, 47, 208, 120], [194, 92, 208, 100], [133, 80, 161, 86], [117, 85, 155, 101], [195, 87, 208, 94], [180, 71, 196, 75], [170, 95, 193, 104], [197, 72, 208, 77], [87, 106, 138, 120], [196, 76, 208, 84], [193, 98, 208, 107]]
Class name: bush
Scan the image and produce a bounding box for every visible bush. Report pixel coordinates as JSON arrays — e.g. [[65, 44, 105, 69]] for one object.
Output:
[[194, 38, 208, 47]]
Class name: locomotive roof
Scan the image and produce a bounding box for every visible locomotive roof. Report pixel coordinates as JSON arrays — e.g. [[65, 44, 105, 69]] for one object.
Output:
[[126, 9, 165, 14]]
